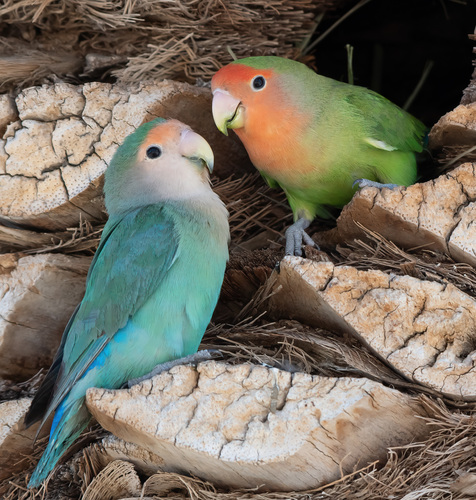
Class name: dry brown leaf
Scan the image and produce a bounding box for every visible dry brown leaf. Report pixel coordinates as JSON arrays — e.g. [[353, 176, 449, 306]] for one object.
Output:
[[82, 460, 141, 500]]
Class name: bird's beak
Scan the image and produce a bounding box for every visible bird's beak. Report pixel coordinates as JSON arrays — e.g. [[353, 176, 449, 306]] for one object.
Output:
[[212, 89, 244, 136], [179, 128, 214, 173]]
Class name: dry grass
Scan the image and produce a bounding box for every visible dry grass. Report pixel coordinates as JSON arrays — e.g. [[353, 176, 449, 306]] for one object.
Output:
[[215, 173, 292, 252], [203, 319, 427, 394], [435, 145, 476, 172], [0, 50, 82, 90], [0, 0, 340, 90], [0, 372, 45, 404], [0, 426, 107, 500], [332, 222, 476, 298]]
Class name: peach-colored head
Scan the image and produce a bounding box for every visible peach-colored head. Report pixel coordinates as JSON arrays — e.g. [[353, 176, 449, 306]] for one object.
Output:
[[211, 57, 314, 179], [105, 118, 217, 215]]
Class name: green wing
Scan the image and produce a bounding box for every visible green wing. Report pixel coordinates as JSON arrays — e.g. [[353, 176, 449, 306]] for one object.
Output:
[[343, 88, 427, 153], [36, 205, 179, 428]]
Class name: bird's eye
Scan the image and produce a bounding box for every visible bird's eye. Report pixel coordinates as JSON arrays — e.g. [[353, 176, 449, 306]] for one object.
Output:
[[252, 76, 266, 91], [146, 145, 162, 159]]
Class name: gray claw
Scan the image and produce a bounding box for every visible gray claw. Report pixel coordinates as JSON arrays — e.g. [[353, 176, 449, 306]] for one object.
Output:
[[302, 231, 317, 247], [284, 218, 317, 256], [353, 178, 399, 190], [127, 349, 222, 387]]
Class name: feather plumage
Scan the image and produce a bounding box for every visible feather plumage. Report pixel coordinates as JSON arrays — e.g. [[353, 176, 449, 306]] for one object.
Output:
[[26, 118, 229, 488]]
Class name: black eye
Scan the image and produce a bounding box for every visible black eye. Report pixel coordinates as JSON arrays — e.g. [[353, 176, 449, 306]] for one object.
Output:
[[252, 76, 266, 90], [146, 146, 162, 159]]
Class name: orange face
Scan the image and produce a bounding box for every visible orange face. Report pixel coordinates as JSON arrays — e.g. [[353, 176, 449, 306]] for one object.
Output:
[[130, 119, 214, 177], [212, 64, 276, 113], [137, 119, 182, 162], [211, 64, 313, 181]]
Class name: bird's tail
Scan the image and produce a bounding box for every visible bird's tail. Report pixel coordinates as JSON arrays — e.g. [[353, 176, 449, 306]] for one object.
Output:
[[28, 397, 90, 489]]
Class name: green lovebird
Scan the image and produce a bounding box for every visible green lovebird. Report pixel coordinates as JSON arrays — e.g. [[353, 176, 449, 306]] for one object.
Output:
[[25, 118, 229, 488], [211, 56, 427, 256]]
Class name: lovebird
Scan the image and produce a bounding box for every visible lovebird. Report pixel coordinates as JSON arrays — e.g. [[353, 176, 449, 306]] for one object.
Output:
[[25, 118, 229, 488], [211, 56, 427, 256]]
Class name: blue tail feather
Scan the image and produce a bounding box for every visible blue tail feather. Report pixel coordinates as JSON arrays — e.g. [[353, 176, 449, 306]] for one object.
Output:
[[28, 398, 90, 489]]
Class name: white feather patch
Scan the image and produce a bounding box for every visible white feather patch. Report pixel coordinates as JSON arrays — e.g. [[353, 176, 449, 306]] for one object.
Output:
[[365, 137, 397, 151]]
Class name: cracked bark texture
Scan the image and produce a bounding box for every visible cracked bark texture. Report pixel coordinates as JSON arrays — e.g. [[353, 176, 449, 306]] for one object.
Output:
[[0, 253, 91, 380], [86, 360, 429, 491], [0, 80, 249, 231], [429, 102, 476, 149], [0, 398, 47, 481], [323, 162, 476, 267], [269, 257, 476, 400]]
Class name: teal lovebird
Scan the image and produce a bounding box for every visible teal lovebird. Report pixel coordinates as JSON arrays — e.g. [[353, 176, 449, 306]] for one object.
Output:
[[25, 118, 229, 488], [211, 56, 427, 255]]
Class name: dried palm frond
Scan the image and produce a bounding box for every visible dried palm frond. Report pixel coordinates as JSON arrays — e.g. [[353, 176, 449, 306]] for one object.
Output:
[[0, 0, 343, 89], [333, 222, 476, 297]]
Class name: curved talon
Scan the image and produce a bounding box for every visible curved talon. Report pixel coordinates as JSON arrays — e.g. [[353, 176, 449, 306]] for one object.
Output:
[[127, 349, 222, 387], [353, 178, 399, 190], [302, 232, 317, 247]]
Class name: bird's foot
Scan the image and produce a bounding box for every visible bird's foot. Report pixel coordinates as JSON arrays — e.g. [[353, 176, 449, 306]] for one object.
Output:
[[127, 349, 223, 388], [285, 218, 318, 256], [353, 179, 399, 190]]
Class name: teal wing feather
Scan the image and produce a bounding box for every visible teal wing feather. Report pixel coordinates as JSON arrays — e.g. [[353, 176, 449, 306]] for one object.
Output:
[[23, 304, 80, 428], [343, 89, 427, 153], [34, 204, 179, 430]]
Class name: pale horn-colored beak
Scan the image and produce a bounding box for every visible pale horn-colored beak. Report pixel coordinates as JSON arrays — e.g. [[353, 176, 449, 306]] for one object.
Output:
[[179, 128, 214, 173], [212, 89, 244, 136]]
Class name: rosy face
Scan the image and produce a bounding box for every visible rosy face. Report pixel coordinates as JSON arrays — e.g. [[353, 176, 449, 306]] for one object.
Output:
[[211, 65, 282, 135], [211, 63, 313, 180], [106, 118, 217, 215], [136, 119, 212, 173]]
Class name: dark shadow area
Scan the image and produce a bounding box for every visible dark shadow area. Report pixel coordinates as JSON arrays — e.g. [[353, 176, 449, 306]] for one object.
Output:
[[312, 0, 476, 127]]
